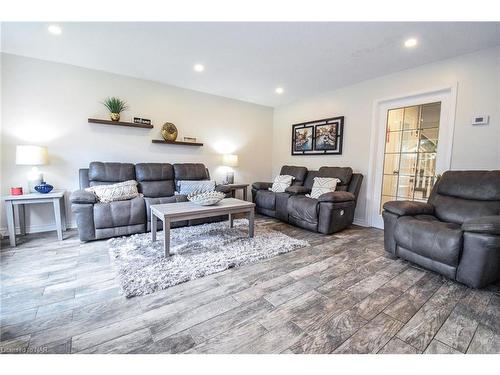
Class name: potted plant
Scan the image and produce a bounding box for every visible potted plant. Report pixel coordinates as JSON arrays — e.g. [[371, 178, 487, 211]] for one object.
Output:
[[102, 97, 128, 121]]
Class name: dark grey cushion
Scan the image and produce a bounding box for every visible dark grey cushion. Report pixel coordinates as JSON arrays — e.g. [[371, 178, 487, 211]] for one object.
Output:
[[93, 196, 146, 229], [462, 215, 500, 235], [318, 166, 353, 186], [437, 170, 500, 200], [88, 162, 135, 185], [280, 165, 308, 186], [383, 201, 434, 216], [135, 163, 175, 198], [70, 189, 96, 204], [285, 186, 311, 195], [255, 190, 276, 210], [303, 170, 320, 189], [173, 163, 209, 181], [288, 195, 318, 224], [395, 215, 463, 267], [318, 191, 356, 203]]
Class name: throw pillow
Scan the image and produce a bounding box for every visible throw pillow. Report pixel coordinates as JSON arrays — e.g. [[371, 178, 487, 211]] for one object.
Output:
[[177, 180, 216, 195], [269, 175, 294, 193], [306, 177, 340, 199], [85, 180, 140, 203]]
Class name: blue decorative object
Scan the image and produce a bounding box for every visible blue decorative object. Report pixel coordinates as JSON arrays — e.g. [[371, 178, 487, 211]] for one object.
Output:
[[34, 181, 54, 194]]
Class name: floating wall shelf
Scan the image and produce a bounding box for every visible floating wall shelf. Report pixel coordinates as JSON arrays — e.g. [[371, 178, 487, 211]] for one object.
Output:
[[152, 139, 204, 147], [88, 118, 154, 129]]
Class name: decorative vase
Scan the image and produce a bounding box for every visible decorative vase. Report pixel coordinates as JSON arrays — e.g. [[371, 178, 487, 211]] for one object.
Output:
[[161, 122, 178, 142], [34, 181, 54, 194], [110, 113, 120, 121]]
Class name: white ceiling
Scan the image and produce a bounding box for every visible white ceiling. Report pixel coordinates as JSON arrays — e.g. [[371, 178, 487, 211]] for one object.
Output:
[[2, 22, 499, 107]]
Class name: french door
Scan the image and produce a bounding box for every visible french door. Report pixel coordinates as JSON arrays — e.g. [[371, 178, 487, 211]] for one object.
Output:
[[370, 87, 456, 229]]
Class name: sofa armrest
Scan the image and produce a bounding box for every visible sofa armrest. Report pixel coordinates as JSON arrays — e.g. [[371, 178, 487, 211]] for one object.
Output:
[[70, 189, 97, 204], [383, 201, 434, 216], [252, 182, 272, 190], [462, 216, 500, 235], [318, 191, 356, 203], [285, 186, 311, 195]]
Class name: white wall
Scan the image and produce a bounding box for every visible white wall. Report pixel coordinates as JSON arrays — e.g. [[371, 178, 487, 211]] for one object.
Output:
[[272, 47, 500, 226], [1, 54, 274, 233]]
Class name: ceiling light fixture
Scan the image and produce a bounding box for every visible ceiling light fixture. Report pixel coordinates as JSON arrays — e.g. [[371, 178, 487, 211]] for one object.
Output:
[[48, 24, 62, 35], [404, 38, 418, 48], [193, 64, 205, 72], [275, 87, 284, 94]]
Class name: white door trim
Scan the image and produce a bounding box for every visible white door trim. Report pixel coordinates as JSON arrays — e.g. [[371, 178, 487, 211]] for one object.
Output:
[[366, 83, 458, 228]]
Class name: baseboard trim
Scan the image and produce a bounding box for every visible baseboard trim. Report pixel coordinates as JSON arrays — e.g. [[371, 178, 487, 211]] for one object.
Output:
[[0, 222, 77, 237], [353, 218, 369, 227]]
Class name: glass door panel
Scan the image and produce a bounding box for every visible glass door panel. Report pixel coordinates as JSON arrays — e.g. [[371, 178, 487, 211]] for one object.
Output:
[[380, 102, 441, 212]]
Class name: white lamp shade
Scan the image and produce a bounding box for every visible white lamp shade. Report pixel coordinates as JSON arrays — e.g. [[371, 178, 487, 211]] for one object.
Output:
[[16, 145, 48, 166], [222, 154, 239, 167]]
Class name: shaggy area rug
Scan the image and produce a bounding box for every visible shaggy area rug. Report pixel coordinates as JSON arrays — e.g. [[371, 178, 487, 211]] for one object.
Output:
[[108, 219, 309, 297]]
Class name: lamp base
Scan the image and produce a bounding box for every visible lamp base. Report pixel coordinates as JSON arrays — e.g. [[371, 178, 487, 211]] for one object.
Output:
[[27, 168, 43, 193], [224, 171, 234, 185]]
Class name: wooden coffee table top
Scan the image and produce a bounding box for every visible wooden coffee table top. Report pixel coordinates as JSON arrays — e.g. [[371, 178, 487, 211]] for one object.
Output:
[[151, 198, 255, 218]]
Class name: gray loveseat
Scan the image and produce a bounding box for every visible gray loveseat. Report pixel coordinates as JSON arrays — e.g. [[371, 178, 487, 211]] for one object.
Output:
[[252, 165, 363, 234], [383, 170, 500, 288], [70, 162, 229, 241]]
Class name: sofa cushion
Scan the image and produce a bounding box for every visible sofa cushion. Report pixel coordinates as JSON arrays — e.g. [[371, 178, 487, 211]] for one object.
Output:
[[93, 196, 146, 229], [288, 195, 318, 224], [135, 163, 175, 198], [144, 196, 188, 222], [88, 162, 135, 186], [307, 177, 340, 199], [173, 163, 209, 181], [255, 190, 276, 210], [280, 165, 308, 186], [86, 180, 140, 203], [436, 170, 500, 201], [177, 180, 216, 195], [394, 215, 463, 267], [318, 167, 353, 186], [270, 175, 294, 193]]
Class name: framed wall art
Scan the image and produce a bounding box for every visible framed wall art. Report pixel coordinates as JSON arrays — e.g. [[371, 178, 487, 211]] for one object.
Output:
[[291, 116, 344, 155]]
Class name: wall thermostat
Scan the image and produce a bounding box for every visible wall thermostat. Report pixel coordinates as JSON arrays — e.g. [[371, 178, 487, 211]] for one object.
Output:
[[472, 115, 489, 126]]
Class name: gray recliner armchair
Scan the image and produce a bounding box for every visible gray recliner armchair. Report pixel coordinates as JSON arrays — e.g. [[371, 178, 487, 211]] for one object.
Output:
[[383, 170, 500, 288]]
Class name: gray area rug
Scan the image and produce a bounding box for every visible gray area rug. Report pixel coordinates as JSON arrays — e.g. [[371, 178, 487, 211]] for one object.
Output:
[[108, 219, 309, 297]]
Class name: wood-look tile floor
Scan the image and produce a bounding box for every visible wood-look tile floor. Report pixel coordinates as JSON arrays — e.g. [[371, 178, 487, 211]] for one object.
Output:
[[1, 216, 499, 354]]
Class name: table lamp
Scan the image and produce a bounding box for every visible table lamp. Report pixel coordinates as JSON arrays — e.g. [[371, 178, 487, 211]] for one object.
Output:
[[16, 145, 48, 193], [222, 154, 238, 184]]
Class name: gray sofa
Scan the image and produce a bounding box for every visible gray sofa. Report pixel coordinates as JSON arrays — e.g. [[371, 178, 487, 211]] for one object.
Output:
[[70, 162, 230, 241], [383, 170, 500, 288], [252, 165, 363, 234]]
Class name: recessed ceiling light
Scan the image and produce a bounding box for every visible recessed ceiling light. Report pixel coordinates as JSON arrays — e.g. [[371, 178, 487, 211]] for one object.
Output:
[[193, 64, 205, 72], [48, 24, 62, 35], [404, 38, 418, 48], [275, 87, 284, 94]]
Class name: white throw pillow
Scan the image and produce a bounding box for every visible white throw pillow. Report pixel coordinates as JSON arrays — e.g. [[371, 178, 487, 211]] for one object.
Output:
[[86, 180, 140, 203], [269, 175, 294, 193], [306, 177, 340, 199], [177, 180, 216, 195]]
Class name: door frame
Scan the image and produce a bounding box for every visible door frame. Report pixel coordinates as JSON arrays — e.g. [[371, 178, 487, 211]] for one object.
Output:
[[366, 84, 458, 228]]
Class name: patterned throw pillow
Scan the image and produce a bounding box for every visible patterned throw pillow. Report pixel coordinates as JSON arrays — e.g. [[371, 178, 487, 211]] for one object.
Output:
[[306, 177, 340, 199], [177, 180, 216, 195], [85, 180, 140, 203], [269, 175, 294, 193]]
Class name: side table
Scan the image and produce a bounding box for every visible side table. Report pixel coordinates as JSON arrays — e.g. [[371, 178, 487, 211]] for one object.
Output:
[[3, 190, 67, 247], [220, 184, 249, 201]]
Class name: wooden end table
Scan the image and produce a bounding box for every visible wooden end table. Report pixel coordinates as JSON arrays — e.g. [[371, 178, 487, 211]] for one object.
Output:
[[3, 190, 67, 247], [221, 184, 249, 201], [151, 198, 255, 257]]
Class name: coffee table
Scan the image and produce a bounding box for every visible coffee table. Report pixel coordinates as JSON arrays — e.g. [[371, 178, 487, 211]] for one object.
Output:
[[150, 198, 255, 257]]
